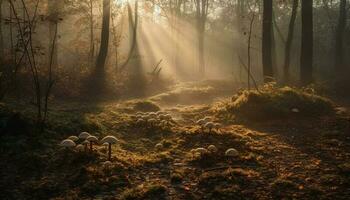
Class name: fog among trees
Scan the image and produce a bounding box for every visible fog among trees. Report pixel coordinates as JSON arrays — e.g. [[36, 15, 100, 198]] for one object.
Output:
[[0, 0, 350, 199]]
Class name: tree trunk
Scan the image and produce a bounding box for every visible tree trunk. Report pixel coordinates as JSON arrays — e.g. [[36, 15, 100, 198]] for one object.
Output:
[[198, 23, 205, 76], [0, 0, 4, 61], [262, 0, 273, 82], [283, 0, 298, 82], [195, 0, 208, 78], [334, 0, 346, 71], [96, 0, 111, 71], [300, 0, 313, 85], [89, 0, 95, 67], [48, 0, 60, 69]]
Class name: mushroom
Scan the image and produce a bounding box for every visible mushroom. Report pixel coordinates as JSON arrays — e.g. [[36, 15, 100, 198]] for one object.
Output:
[[82, 140, 89, 151], [68, 136, 79, 142], [101, 136, 118, 161], [204, 122, 215, 132], [194, 148, 208, 155], [155, 143, 163, 151], [196, 119, 205, 125], [225, 148, 239, 157], [148, 118, 157, 126], [203, 117, 211, 122], [291, 108, 300, 113], [149, 112, 157, 118], [102, 142, 109, 151], [86, 135, 99, 151], [207, 145, 218, 153], [60, 139, 76, 148], [79, 132, 91, 140], [75, 144, 85, 152], [214, 123, 221, 131]]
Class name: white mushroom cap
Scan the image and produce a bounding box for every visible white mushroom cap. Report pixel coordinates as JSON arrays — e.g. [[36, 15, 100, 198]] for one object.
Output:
[[208, 145, 218, 153], [155, 143, 163, 150], [86, 135, 99, 142], [195, 148, 208, 154], [68, 136, 79, 141], [102, 161, 113, 167], [102, 142, 109, 146], [148, 119, 156, 123], [82, 140, 89, 145], [225, 148, 239, 157], [291, 108, 300, 113], [75, 144, 85, 151], [101, 136, 118, 144], [79, 132, 91, 139], [149, 112, 157, 118], [196, 119, 205, 125], [204, 122, 215, 129], [60, 139, 76, 147], [214, 123, 221, 129], [203, 117, 211, 122]]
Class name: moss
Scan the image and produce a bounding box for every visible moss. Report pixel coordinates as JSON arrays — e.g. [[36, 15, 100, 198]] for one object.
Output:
[[121, 183, 168, 200], [170, 172, 183, 184], [132, 100, 160, 112], [221, 85, 334, 121]]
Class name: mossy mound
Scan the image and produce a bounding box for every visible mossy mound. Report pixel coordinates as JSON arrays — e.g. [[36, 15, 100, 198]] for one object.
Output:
[[221, 86, 334, 121], [132, 100, 160, 112]]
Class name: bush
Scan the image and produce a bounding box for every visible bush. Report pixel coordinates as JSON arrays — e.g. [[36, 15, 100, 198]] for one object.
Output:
[[221, 84, 334, 121]]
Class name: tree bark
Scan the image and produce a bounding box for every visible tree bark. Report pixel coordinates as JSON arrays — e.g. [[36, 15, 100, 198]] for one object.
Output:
[[0, 0, 4, 61], [195, 0, 208, 77], [283, 0, 298, 82], [48, 0, 61, 69], [300, 0, 313, 85], [334, 0, 346, 71], [95, 0, 111, 72], [89, 0, 95, 67], [262, 0, 274, 82]]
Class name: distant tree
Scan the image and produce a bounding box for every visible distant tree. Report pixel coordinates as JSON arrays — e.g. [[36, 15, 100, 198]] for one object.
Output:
[[48, 0, 63, 69], [300, 0, 313, 85], [334, 0, 347, 71], [262, 0, 274, 82], [95, 0, 111, 72], [0, 0, 4, 61], [283, 0, 298, 82], [194, 0, 210, 77]]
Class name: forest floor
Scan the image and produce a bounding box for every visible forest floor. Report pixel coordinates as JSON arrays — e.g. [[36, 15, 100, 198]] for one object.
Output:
[[0, 80, 350, 200]]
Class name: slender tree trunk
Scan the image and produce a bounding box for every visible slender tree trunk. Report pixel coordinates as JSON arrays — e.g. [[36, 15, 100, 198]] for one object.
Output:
[[300, 0, 313, 85], [335, 0, 346, 71], [283, 0, 298, 82], [48, 0, 60, 69], [0, 0, 4, 61], [89, 0, 95, 67], [262, 0, 274, 82], [198, 23, 205, 76], [95, 0, 111, 71], [195, 0, 208, 78]]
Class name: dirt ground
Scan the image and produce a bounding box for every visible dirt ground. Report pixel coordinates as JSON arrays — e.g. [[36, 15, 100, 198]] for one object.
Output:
[[0, 81, 349, 200]]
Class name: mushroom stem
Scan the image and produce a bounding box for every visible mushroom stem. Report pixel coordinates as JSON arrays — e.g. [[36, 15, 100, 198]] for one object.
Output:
[[108, 143, 112, 161], [90, 141, 93, 151]]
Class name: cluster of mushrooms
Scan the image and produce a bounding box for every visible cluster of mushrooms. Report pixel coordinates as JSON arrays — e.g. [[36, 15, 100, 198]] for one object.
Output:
[[132, 111, 174, 128], [191, 145, 239, 158], [196, 117, 221, 133], [59, 132, 118, 161]]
